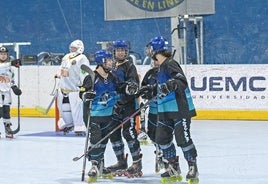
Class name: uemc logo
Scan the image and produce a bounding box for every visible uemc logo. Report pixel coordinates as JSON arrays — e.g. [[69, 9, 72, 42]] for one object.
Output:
[[191, 76, 266, 91], [127, 0, 184, 12]]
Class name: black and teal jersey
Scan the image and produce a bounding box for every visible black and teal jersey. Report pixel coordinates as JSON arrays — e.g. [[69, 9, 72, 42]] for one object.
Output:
[[157, 58, 196, 120]]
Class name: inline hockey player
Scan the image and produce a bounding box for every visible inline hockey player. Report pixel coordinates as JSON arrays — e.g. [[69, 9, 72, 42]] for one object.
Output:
[[55, 40, 89, 135], [79, 49, 122, 182], [0, 46, 22, 138], [146, 36, 199, 183], [139, 58, 166, 173], [108, 40, 143, 177]]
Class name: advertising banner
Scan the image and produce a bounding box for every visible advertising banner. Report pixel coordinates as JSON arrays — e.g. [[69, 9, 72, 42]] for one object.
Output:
[[136, 64, 268, 119], [137, 64, 268, 110], [183, 65, 268, 110], [104, 0, 215, 21]]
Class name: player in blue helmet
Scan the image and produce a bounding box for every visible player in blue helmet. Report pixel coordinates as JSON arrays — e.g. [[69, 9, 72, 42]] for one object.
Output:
[[144, 36, 199, 182], [79, 49, 125, 179], [94, 49, 113, 72], [145, 36, 170, 61], [113, 40, 129, 63], [107, 40, 143, 177]]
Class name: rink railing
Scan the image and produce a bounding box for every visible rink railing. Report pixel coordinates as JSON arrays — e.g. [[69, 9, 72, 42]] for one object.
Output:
[[10, 65, 268, 120]]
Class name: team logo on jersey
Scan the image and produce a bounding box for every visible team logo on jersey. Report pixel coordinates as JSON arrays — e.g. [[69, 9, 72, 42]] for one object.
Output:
[[126, 0, 184, 12], [71, 60, 76, 65]]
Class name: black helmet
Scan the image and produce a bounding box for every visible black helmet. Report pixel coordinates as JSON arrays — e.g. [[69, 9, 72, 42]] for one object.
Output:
[[0, 46, 8, 53]]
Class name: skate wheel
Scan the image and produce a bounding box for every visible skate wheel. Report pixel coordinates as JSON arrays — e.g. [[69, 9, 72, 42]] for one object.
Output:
[[108, 173, 114, 179], [188, 178, 199, 184], [160, 177, 168, 184], [123, 171, 128, 176], [101, 173, 113, 179], [5, 135, 14, 139], [125, 172, 130, 178], [161, 175, 183, 184], [139, 140, 149, 145], [87, 176, 97, 183], [176, 175, 183, 182]]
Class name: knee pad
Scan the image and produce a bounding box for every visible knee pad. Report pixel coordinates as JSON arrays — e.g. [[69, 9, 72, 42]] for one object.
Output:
[[109, 127, 122, 142], [147, 119, 157, 142], [155, 122, 173, 145], [62, 96, 69, 103], [3, 105, 10, 119], [90, 123, 103, 145], [61, 102, 72, 124]]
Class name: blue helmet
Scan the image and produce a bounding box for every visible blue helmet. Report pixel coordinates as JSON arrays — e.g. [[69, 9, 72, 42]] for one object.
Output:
[[149, 36, 168, 53], [113, 40, 129, 62], [113, 40, 128, 50], [94, 50, 113, 65]]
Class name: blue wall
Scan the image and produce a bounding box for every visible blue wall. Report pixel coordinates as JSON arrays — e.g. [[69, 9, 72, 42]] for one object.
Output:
[[204, 0, 268, 64], [0, 0, 267, 64]]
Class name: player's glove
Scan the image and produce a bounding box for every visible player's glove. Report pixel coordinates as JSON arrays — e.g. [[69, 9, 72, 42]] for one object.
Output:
[[82, 91, 96, 102], [160, 79, 177, 97], [11, 85, 22, 96], [11, 59, 22, 68], [125, 81, 139, 95], [79, 74, 94, 99], [139, 84, 156, 100], [82, 75, 94, 91], [112, 101, 125, 121]]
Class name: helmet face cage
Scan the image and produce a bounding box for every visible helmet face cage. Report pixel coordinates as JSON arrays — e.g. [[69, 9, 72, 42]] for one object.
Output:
[[145, 44, 154, 58], [113, 40, 129, 62], [69, 40, 84, 54]]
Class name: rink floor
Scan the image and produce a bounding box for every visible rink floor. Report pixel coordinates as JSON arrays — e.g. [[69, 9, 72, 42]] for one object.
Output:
[[0, 117, 267, 184]]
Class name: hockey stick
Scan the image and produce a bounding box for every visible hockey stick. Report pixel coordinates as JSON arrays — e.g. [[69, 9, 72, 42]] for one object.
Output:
[[35, 78, 59, 114], [79, 64, 95, 182], [80, 64, 94, 78], [35, 91, 58, 114], [9, 65, 21, 135], [73, 96, 156, 162]]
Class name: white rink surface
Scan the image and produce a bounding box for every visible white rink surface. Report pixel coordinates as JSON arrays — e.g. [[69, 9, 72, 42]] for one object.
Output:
[[0, 118, 268, 184]]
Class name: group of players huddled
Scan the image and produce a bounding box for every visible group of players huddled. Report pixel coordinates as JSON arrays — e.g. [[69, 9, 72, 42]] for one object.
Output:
[[1, 36, 199, 183], [56, 37, 199, 182]]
